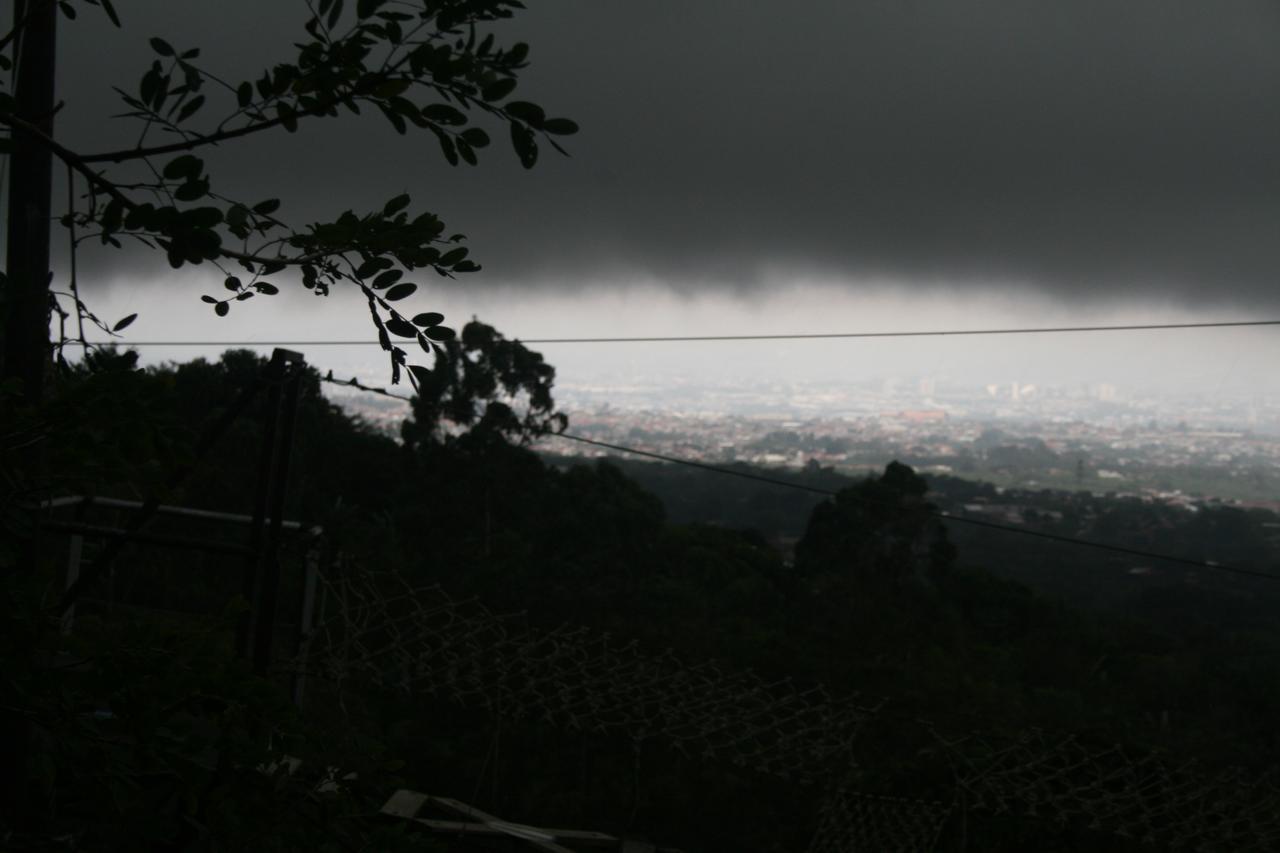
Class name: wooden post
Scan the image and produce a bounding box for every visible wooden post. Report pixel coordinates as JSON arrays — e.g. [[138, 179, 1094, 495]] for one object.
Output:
[[242, 349, 305, 675], [2, 0, 58, 401]]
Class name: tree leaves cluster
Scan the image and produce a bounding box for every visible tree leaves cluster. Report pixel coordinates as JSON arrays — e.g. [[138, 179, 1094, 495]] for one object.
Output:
[[400, 318, 568, 448], [1, 0, 578, 382]]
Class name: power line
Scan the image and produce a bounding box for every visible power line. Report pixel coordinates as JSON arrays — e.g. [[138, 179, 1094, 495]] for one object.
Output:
[[314, 372, 1276, 583], [78, 318, 1280, 347], [552, 433, 1275, 581]]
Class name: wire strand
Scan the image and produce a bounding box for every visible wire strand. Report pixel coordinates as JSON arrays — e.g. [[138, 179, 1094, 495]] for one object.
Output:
[[550, 433, 1276, 581], [76, 318, 1280, 347]]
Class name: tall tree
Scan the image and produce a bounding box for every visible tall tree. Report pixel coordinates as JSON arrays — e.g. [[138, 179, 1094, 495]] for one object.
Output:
[[0, 0, 577, 400], [795, 461, 956, 584]]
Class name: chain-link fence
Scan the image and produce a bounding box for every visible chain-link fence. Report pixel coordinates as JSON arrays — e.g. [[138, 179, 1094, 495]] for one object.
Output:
[[287, 565, 1280, 852]]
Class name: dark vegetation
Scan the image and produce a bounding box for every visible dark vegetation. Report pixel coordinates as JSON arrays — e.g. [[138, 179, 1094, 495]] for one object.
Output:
[[6, 330, 1280, 851]]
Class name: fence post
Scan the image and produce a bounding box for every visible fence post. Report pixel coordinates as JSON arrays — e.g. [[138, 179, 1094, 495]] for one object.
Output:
[[243, 349, 305, 676], [290, 537, 322, 707], [60, 534, 82, 635]]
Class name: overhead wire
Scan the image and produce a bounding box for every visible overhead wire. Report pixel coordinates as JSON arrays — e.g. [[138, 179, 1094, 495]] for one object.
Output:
[[77, 317, 1280, 347], [551, 433, 1275, 580], [316, 373, 1278, 583]]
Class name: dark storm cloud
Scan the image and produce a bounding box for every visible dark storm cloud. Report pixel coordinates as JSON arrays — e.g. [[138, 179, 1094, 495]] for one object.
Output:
[[57, 1, 1280, 303]]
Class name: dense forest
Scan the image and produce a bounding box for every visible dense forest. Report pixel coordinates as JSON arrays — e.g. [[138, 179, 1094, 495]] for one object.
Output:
[[6, 333, 1280, 851]]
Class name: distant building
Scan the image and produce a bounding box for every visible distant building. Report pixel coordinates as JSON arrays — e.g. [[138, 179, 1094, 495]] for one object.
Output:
[[885, 410, 948, 423]]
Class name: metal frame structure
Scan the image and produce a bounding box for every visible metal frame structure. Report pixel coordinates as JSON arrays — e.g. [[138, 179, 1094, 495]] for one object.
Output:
[[37, 348, 324, 702]]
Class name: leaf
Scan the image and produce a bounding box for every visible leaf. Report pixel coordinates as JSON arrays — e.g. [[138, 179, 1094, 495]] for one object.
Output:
[[236, 81, 252, 107], [437, 133, 458, 166], [327, 0, 344, 28], [407, 364, 432, 388], [372, 269, 403, 289], [356, 0, 384, 18], [356, 257, 391, 278], [58, 2, 76, 20], [422, 103, 466, 125], [543, 117, 579, 136], [112, 313, 137, 331], [100, 0, 121, 27], [504, 100, 545, 126], [460, 127, 490, 148], [379, 103, 407, 134], [385, 317, 417, 337], [440, 247, 467, 266], [176, 95, 205, 123], [150, 37, 175, 57], [510, 122, 537, 168], [383, 193, 411, 216], [253, 199, 281, 215], [224, 276, 242, 291], [411, 312, 444, 327], [254, 282, 279, 295], [481, 77, 517, 102], [174, 178, 209, 202], [140, 67, 161, 108], [162, 154, 202, 180], [384, 282, 416, 301], [215, 301, 229, 317], [100, 199, 124, 233], [456, 140, 477, 166], [226, 204, 249, 229], [276, 102, 298, 132], [425, 325, 456, 341]]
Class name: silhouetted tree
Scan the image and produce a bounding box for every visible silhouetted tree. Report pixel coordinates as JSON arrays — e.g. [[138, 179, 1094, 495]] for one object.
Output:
[[1, 0, 578, 400], [795, 461, 955, 585], [400, 319, 567, 451]]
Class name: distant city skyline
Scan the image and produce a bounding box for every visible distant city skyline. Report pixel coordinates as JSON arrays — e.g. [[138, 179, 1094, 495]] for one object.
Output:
[[82, 279, 1280, 407]]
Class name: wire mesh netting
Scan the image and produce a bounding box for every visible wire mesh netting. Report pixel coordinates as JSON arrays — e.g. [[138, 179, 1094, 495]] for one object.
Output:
[[926, 725, 1280, 851], [806, 785, 954, 853], [289, 566, 877, 783], [287, 565, 1280, 852]]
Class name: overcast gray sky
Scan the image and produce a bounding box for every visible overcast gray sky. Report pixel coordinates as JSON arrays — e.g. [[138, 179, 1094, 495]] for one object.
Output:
[[38, 1, 1280, 397]]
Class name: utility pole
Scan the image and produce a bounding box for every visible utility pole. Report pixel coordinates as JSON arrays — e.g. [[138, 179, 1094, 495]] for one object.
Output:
[[2, 0, 57, 401], [0, 5, 56, 823]]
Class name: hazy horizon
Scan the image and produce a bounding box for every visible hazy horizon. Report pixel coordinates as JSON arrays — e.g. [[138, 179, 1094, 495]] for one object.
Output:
[[21, 0, 1280, 425]]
